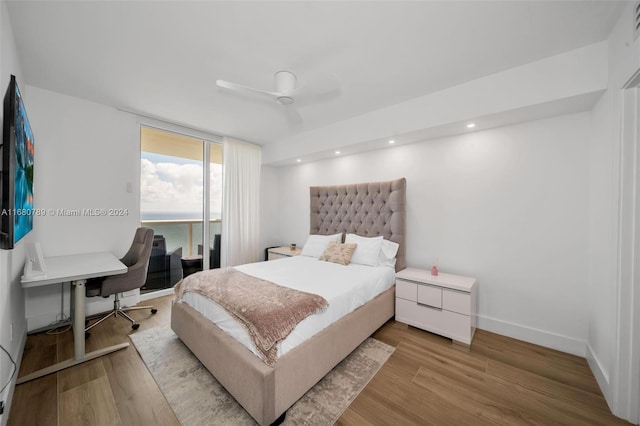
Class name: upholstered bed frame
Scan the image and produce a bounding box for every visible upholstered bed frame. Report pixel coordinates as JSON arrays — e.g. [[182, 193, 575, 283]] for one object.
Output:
[[171, 177, 406, 425]]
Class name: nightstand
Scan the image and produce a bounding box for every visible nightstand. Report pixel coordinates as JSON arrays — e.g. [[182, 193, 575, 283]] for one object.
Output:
[[267, 246, 302, 260], [395, 267, 477, 346]]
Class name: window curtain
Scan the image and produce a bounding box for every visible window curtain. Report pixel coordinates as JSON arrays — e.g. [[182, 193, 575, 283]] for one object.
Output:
[[221, 137, 261, 267]]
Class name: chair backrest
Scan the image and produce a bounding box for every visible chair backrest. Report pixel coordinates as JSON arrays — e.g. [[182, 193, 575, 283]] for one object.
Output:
[[212, 233, 221, 268], [121, 227, 155, 267], [99, 227, 154, 296], [151, 234, 167, 256], [197, 233, 221, 269]]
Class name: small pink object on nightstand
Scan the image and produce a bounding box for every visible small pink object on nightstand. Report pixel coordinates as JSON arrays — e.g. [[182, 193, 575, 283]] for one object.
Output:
[[431, 266, 439, 276]]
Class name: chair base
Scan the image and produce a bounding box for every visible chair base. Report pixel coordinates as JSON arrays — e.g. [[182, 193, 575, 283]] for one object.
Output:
[[85, 293, 157, 333]]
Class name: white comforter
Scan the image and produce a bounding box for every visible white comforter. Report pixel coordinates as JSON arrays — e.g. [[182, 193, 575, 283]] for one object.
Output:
[[179, 255, 396, 357]]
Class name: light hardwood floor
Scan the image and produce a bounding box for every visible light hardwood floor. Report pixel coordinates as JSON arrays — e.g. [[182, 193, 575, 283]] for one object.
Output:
[[9, 295, 630, 425]]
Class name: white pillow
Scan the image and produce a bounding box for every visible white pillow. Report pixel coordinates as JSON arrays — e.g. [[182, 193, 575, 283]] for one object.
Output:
[[378, 239, 399, 268], [300, 233, 342, 258], [345, 234, 383, 266]]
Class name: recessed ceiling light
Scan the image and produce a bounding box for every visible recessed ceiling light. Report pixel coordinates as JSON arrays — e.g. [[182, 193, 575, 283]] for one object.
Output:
[[296, 158, 301, 163], [335, 151, 341, 155], [389, 139, 395, 144], [466, 123, 476, 128]]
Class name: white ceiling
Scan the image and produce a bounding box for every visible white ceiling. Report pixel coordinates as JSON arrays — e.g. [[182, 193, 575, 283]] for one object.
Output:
[[7, 1, 624, 146]]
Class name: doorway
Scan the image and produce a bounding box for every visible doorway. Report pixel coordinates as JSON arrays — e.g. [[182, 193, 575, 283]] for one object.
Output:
[[139, 126, 223, 293], [614, 71, 640, 424]]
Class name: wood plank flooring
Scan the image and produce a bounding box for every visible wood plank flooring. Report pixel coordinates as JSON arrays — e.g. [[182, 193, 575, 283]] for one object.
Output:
[[9, 296, 179, 426], [9, 295, 630, 425], [341, 322, 630, 426]]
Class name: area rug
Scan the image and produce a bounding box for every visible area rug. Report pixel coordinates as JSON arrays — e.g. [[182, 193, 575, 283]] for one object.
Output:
[[130, 327, 394, 425]]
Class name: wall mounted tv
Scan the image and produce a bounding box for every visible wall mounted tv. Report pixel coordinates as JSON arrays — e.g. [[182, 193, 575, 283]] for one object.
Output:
[[1, 75, 35, 249]]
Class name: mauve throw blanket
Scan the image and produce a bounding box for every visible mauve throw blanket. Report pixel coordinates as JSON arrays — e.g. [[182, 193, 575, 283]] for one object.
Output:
[[174, 267, 328, 366]]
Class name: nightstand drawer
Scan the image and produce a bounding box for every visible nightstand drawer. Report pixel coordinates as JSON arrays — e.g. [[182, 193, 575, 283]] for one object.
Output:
[[395, 267, 477, 345], [417, 284, 442, 309], [396, 279, 417, 302], [395, 298, 470, 344], [443, 290, 471, 315]]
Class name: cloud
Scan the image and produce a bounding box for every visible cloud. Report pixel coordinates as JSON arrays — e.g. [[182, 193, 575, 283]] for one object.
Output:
[[141, 158, 222, 215]]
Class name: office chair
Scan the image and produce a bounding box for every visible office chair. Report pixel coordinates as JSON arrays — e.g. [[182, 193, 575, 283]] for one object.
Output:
[[85, 227, 157, 333]]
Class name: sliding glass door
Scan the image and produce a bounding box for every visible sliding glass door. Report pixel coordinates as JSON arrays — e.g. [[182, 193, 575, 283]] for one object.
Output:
[[139, 126, 222, 293]]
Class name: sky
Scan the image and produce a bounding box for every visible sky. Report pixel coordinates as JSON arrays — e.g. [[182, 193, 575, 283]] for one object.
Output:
[[140, 152, 222, 219]]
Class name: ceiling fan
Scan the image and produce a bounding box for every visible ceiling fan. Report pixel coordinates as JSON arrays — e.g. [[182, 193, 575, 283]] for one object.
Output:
[[216, 71, 338, 124]]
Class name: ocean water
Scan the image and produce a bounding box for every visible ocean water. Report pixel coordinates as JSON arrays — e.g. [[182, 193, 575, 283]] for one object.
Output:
[[140, 212, 222, 254]]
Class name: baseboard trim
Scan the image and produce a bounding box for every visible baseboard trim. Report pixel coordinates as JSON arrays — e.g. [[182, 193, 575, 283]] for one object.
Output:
[[139, 288, 174, 301], [477, 314, 586, 357], [586, 343, 612, 407]]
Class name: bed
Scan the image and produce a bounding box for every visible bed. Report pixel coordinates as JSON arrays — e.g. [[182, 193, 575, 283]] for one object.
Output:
[[171, 177, 406, 425]]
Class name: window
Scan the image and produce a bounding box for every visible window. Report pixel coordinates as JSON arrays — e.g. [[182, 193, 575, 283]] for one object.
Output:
[[139, 126, 222, 292]]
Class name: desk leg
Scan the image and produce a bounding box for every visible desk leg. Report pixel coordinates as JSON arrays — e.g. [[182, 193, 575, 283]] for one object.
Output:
[[73, 279, 86, 360], [16, 279, 129, 385]]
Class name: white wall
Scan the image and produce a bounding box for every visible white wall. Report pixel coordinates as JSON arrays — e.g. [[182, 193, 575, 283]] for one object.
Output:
[[270, 112, 591, 356], [22, 86, 141, 330], [0, 1, 28, 424], [587, 2, 640, 419]]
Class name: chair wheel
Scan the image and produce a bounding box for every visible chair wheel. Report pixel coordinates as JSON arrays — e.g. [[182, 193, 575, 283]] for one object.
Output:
[[151, 308, 158, 314], [132, 323, 140, 330]]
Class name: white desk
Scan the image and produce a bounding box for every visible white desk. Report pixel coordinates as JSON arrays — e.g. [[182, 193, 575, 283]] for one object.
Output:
[[18, 252, 128, 384]]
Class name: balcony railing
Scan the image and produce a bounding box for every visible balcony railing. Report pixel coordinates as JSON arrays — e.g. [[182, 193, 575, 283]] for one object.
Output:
[[141, 218, 221, 256], [139, 218, 222, 293]]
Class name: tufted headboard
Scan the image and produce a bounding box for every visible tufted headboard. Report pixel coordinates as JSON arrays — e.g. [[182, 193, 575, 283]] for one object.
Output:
[[310, 178, 406, 271]]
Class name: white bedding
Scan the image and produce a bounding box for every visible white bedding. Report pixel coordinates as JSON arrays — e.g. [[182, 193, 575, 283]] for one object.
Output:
[[179, 255, 396, 358]]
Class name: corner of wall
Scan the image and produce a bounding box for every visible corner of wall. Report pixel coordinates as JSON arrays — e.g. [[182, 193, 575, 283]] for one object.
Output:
[[586, 343, 613, 407], [585, 3, 640, 422]]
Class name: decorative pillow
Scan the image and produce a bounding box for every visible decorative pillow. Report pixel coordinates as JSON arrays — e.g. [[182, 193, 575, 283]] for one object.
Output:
[[378, 239, 400, 268], [319, 242, 357, 266], [344, 234, 383, 266], [300, 233, 342, 258]]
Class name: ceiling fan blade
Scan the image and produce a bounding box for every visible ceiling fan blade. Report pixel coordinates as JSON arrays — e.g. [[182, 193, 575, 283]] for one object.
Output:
[[283, 104, 303, 126], [216, 79, 280, 100]]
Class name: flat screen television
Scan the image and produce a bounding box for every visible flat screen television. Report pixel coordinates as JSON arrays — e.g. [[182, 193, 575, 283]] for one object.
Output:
[[1, 75, 35, 249]]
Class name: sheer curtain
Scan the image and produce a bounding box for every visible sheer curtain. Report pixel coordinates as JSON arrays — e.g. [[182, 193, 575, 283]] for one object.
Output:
[[220, 137, 261, 267]]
